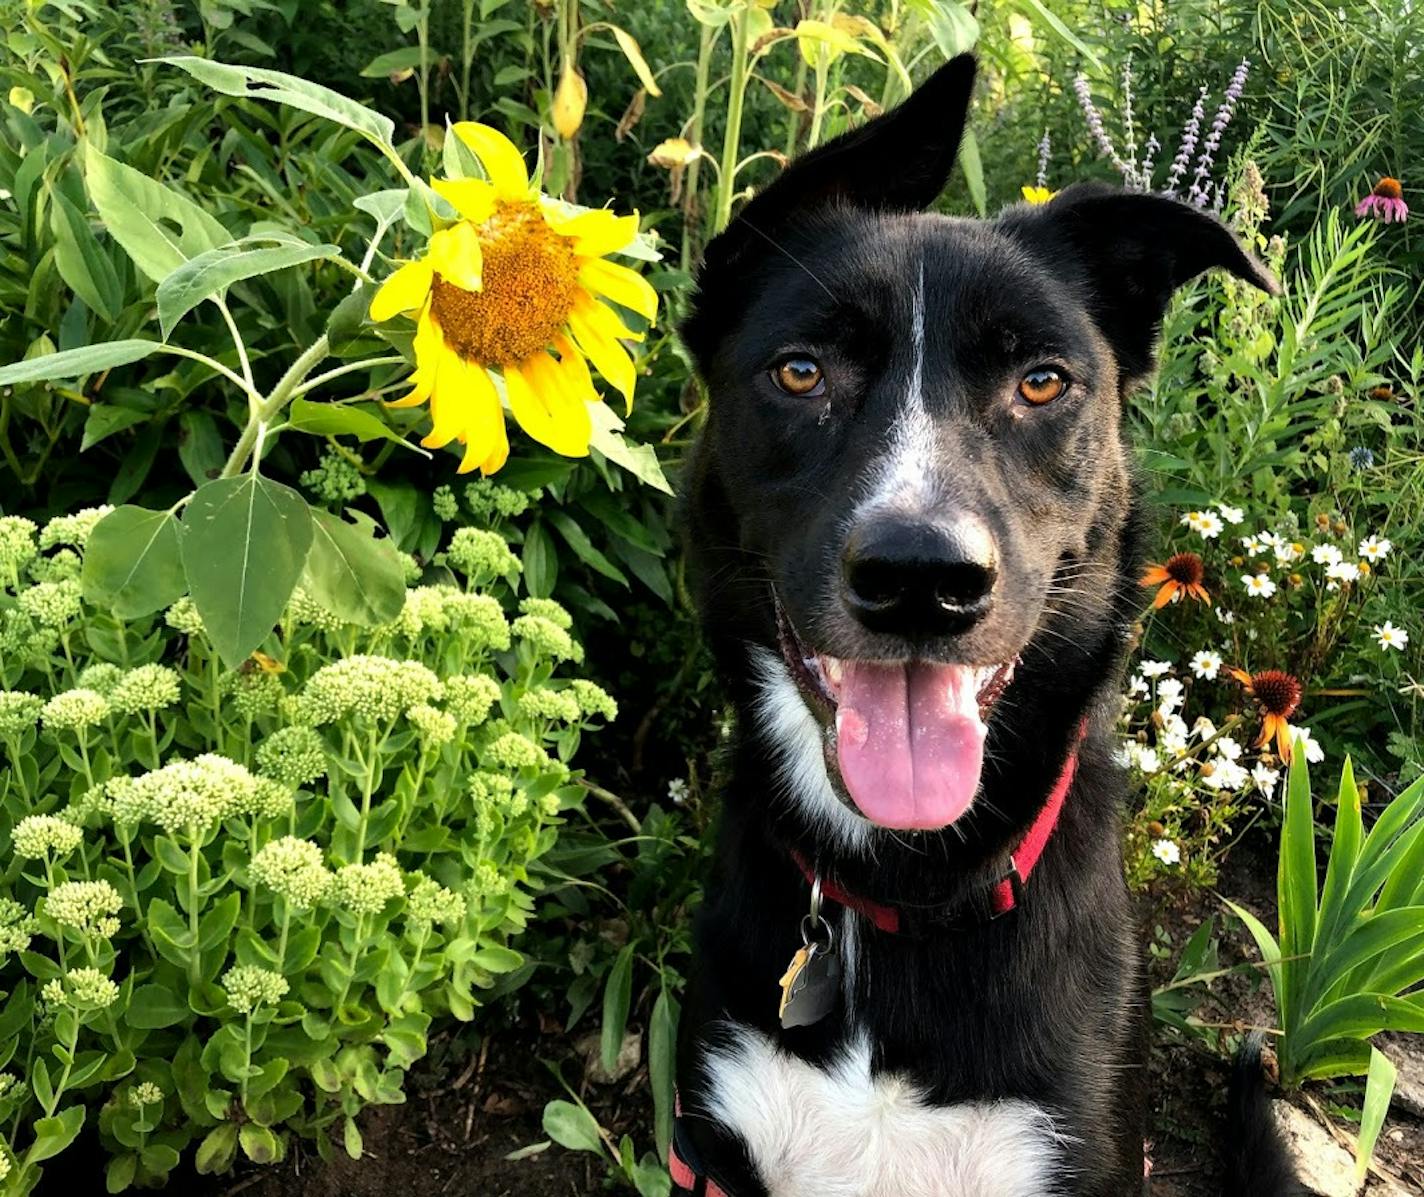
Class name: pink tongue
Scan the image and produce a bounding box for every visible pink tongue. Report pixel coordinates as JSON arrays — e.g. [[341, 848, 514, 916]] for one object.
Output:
[[834, 660, 987, 830]]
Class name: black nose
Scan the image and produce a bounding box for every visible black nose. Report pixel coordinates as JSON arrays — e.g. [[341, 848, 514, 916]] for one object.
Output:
[[841, 516, 997, 637]]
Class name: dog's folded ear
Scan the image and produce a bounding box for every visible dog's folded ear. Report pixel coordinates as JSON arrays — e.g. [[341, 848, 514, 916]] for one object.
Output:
[[998, 182, 1281, 382], [689, 53, 975, 286]]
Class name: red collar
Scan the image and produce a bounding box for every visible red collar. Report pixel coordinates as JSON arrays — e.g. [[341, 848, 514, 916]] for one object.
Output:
[[792, 738, 1081, 934]]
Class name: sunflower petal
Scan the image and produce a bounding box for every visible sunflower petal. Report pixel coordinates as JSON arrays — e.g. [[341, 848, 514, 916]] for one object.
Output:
[[554, 335, 598, 406], [431, 177, 497, 224], [419, 345, 470, 449], [452, 360, 504, 473], [369, 259, 434, 322], [477, 416, 510, 475], [505, 356, 591, 458], [385, 304, 440, 408], [579, 258, 659, 321], [568, 300, 636, 411], [427, 223, 484, 292], [549, 208, 641, 257], [451, 122, 530, 199]]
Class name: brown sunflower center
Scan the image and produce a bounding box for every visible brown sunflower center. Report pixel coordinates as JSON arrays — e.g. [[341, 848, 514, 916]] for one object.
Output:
[[429, 201, 580, 367], [1249, 669, 1302, 719], [1374, 177, 1403, 200], [1165, 552, 1205, 586]]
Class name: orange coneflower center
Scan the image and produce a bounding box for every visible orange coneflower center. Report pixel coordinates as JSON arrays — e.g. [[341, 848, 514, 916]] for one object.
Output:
[[429, 201, 580, 366], [1247, 670, 1302, 719], [1374, 177, 1403, 200], [1164, 552, 1205, 587]]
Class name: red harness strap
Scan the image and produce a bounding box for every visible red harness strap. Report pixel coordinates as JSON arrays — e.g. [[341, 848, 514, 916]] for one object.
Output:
[[793, 735, 1082, 931], [669, 1094, 732, 1197]]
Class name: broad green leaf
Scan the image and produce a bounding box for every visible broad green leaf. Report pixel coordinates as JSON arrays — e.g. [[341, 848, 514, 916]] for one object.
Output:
[[239, 1123, 279, 1164], [360, 47, 427, 78], [106, 1153, 137, 1193], [1294, 1037, 1374, 1082], [1009, 0, 1104, 75], [1295, 993, 1424, 1048], [158, 57, 396, 150], [1278, 752, 1317, 1039], [1317, 758, 1363, 951], [1308, 909, 1424, 1011], [601, 944, 635, 1075], [648, 987, 678, 1162], [547, 510, 629, 587], [194, 1123, 237, 1174], [287, 397, 413, 447], [470, 946, 523, 973], [156, 241, 341, 337], [909, 0, 980, 59], [81, 506, 186, 619], [50, 189, 121, 321], [302, 508, 406, 627], [541, 1099, 603, 1155], [522, 520, 558, 598], [85, 147, 231, 283], [0, 340, 160, 386], [1224, 899, 1283, 1018], [958, 127, 987, 218], [180, 475, 314, 667], [587, 401, 673, 495], [126, 984, 190, 1029], [343, 1114, 363, 1159], [29, 1106, 85, 1162], [82, 404, 149, 450], [1356, 1047, 1396, 1182]]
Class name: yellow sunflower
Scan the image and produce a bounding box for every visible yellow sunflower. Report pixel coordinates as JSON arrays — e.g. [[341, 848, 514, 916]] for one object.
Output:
[[369, 122, 658, 474]]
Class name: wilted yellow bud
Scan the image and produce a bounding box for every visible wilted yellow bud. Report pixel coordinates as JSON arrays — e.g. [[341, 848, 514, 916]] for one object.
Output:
[[553, 64, 588, 141], [647, 138, 701, 169]]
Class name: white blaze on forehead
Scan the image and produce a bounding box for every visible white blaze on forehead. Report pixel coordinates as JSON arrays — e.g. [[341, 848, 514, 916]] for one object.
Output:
[[699, 1024, 1071, 1197], [863, 261, 937, 514]]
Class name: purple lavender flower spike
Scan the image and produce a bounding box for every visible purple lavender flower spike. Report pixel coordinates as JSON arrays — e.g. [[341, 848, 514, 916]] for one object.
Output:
[[1164, 86, 1208, 197], [1121, 56, 1140, 187], [1141, 134, 1160, 191], [1187, 58, 1250, 208], [1036, 129, 1052, 191], [1074, 73, 1129, 180]]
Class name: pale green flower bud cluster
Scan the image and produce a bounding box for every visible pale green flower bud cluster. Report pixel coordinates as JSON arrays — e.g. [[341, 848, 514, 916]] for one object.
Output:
[[110, 665, 182, 715], [39, 506, 112, 550], [30, 548, 81, 583], [400, 553, 423, 584], [249, 837, 332, 910], [391, 586, 451, 639], [18, 579, 82, 629], [0, 899, 37, 958], [442, 592, 511, 652], [62, 785, 107, 829], [0, 516, 38, 574], [405, 875, 466, 927], [0, 610, 57, 661], [0, 691, 42, 738], [510, 614, 582, 663], [222, 669, 285, 719], [445, 674, 501, 725], [42, 688, 110, 732], [445, 529, 520, 580], [128, 1082, 163, 1108], [331, 853, 404, 915], [255, 726, 329, 788], [297, 655, 442, 726], [164, 597, 205, 637], [518, 597, 572, 630], [538, 792, 561, 818], [44, 966, 119, 1009], [285, 586, 345, 633], [76, 663, 123, 694], [251, 778, 296, 820], [569, 680, 618, 722], [118, 754, 268, 833], [221, 965, 288, 1014], [11, 815, 83, 861], [300, 451, 366, 505], [408, 704, 456, 746], [468, 861, 511, 898], [516, 687, 581, 725], [45, 880, 122, 939], [0, 1073, 15, 1100], [468, 771, 515, 808], [463, 480, 529, 521], [481, 730, 549, 773], [431, 485, 459, 521]]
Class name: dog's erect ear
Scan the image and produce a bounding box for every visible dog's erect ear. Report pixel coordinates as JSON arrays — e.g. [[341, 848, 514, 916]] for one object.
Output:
[[685, 55, 975, 350], [998, 182, 1281, 381]]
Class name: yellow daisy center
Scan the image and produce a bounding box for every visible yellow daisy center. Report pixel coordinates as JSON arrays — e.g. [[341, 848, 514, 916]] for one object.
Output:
[[429, 201, 580, 367]]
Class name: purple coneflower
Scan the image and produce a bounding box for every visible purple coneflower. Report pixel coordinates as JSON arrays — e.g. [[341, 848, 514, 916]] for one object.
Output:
[[1355, 178, 1408, 223]]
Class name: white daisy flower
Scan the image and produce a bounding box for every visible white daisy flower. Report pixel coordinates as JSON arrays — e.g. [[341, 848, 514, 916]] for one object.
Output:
[[1128, 675, 1151, 698], [1156, 678, 1185, 710], [1216, 504, 1245, 525], [1190, 650, 1222, 680], [1259, 531, 1286, 550], [1374, 621, 1409, 651], [1312, 544, 1343, 567], [1241, 573, 1277, 599], [1358, 536, 1391, 562], [1252, 762, 1281, 796], [1289, 724, 1324, 764], [1214, 735, 1243, 762], [1326, 561, 1360, 584], [1240, 534, 1266, 555], [1150, 839, 1181, 866], [1139, 660, 1173, 678], [1273, 541, 1304, 565], [1190, 511, 1224, 539], [1215, 606, 1236, 625], [1192, 716, 1217, 740]]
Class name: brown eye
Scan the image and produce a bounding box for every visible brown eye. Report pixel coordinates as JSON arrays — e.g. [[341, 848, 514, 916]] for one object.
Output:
[[1017, 367, 1067, 406], [772, 357, 825, 397]]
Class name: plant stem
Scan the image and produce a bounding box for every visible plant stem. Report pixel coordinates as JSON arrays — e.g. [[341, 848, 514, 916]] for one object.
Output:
[[681, 21, 717, 271], [221, 335, 331, 479], [187, 832, 202, 985], [713, 8, 751, 234], [460, 0, 476, 120]]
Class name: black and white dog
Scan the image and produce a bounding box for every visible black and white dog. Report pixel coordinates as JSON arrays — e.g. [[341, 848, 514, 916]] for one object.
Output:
[[673, 56, 1301, 1196]]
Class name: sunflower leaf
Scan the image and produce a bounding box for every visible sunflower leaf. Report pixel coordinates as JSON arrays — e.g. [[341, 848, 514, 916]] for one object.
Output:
[[156, 241, 341, 338]]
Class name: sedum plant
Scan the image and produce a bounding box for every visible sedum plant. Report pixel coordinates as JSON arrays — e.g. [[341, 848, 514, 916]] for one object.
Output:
[[0, 509, 616, 1193], [1230, 754, 1424, 1174]]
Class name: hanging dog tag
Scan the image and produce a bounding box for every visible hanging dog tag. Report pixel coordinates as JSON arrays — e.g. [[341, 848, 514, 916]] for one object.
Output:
[[778, 942, 840, 1029]]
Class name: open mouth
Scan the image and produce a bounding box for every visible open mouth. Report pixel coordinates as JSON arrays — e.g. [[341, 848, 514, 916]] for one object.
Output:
[[776, 602, 1016, 832]]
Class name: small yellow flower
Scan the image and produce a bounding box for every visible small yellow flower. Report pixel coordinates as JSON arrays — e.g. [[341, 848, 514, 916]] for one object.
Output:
[[1021, 185, 1057, 204], [370, 123, 658, 474]]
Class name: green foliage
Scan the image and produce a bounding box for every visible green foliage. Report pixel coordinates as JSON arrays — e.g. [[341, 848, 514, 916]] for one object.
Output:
[[0, 508, 617, 1190]]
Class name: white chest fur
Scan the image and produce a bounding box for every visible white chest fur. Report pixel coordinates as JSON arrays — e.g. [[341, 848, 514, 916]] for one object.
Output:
[[700, 1024, 1069, 1197]]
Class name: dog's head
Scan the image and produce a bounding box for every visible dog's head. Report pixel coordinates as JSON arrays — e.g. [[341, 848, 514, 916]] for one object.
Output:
[[684, 56, 1276, 850]]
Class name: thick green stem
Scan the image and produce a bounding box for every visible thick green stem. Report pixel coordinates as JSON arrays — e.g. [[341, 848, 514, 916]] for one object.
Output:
[[187, 832, 202, 985], [221, 335, 331, 479], [713, 9, 751, 234], [681, 21, 717, 270], [460, 0, 476, 119]]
